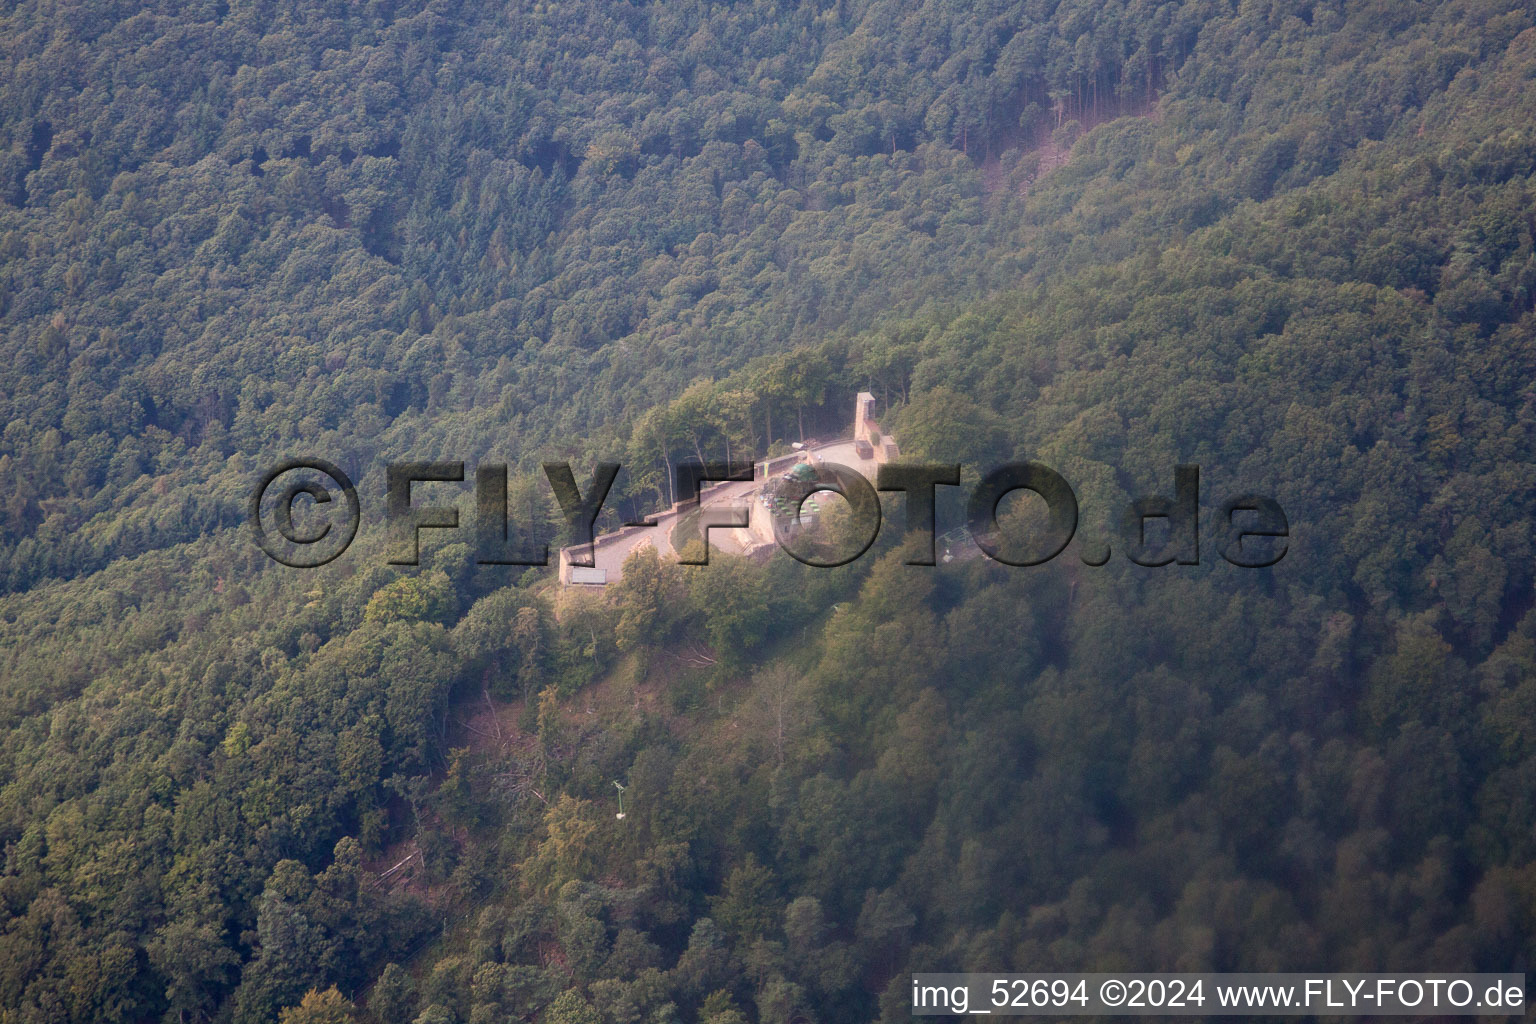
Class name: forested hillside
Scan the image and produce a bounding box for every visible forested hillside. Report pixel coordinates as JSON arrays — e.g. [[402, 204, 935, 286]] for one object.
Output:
[[2, 0, 1536, 1021]]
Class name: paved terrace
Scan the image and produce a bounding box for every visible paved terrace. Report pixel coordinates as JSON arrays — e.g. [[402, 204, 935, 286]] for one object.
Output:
[[560, 437, 878, 586]]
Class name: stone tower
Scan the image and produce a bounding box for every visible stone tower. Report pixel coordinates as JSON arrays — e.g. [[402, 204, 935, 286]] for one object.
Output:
[[853, 391, 899, 462]]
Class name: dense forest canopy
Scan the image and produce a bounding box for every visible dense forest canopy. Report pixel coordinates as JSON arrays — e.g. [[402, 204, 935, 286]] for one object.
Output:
[[2, 0, 1536, 1021]]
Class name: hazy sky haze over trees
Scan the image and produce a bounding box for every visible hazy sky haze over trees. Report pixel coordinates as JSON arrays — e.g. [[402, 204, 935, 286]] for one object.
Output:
[[2, 0, 1536, 1021]]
